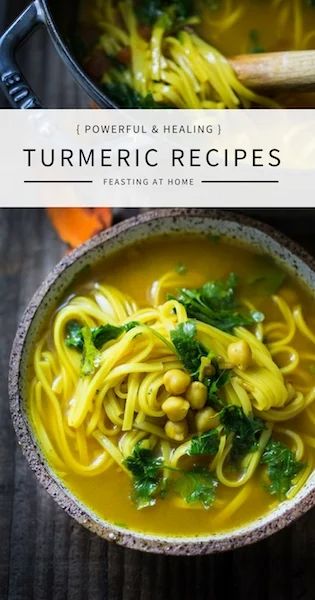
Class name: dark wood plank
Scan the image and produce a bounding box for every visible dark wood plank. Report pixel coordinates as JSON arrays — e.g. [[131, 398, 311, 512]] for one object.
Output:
[[1, 208, 315, 600]]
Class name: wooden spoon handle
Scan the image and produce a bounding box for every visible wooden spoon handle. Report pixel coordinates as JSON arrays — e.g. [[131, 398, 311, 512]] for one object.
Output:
[[229, 51, 315, 91]]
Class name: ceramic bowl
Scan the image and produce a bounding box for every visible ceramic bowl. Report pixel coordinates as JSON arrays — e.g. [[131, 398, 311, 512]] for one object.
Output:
[[8, 208, 315, 555]]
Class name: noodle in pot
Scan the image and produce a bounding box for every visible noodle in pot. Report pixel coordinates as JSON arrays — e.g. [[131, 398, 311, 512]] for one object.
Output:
[[78, 0, 315, 108]]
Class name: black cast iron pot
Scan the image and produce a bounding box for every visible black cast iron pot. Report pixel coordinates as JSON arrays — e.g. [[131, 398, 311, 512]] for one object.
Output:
[[0, 0, 116, 108]]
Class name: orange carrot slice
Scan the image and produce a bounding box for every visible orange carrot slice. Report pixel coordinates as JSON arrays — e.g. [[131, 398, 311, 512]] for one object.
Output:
[[47, 207, 113, 248]]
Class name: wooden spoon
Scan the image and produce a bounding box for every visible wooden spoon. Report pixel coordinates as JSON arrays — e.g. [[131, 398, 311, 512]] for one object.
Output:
[[229, 50, 315, 91]]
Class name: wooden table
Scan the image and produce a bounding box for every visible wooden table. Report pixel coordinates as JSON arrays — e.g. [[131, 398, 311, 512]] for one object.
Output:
[[1, 208, 315, 600]]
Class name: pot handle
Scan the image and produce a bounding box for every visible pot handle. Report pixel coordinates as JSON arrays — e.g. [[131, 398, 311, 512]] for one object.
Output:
[[0, 1, 44, 108]]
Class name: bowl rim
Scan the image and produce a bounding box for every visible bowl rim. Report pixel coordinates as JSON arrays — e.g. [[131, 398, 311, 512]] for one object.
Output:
[[8, 208, 315, 555]]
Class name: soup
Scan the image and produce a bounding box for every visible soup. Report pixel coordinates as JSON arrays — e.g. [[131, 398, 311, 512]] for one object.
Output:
[[28, 235, 315, 537], [78, 0, 315, 108]]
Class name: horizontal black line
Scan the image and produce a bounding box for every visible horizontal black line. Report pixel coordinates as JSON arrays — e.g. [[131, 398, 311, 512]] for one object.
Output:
[[201, 180, 279, 184], [24, 180, 93, 184]]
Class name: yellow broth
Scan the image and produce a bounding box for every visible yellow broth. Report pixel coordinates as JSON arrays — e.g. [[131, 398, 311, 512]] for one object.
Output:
[[196, 0, 315, 55], [27, 234, 315, 536], [195, 0, 315, 107]]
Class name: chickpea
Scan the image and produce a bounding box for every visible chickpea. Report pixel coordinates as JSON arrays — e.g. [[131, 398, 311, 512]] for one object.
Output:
[[162, 396, 190, 422], [163, 369, 191, 395], [227, 340, 252, 371], [186, 381, 207, 410], [195, 407, 219, 433], [165, 419, 188, 442]]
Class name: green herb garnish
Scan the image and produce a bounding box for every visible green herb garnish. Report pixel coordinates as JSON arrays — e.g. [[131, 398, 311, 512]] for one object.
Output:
[[65, 320, 139, 375], [170, 321, 230, 401], [124, 446, 219, 509], [81, 326, 100, 376], [124, 446, 163, 509], [92, 321, 139, 349], [134, 0, 193, 26], [189, 429, 220, 456], [102, 82, 168, 108], [173, 273, 264, 332], [170, 320, 207, 377], [175, 467, 218, 508], [261, 440, 304, 499], [204, 365, 230, 409], [220, 405, 265, 462], [65, 321, 84, 351]]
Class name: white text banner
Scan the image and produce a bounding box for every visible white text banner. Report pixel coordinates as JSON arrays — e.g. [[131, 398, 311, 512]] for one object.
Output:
[[1, 109, 314, 207]]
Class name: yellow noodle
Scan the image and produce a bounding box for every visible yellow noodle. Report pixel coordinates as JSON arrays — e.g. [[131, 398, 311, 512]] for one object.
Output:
[[29, 265, 315, 526], [87, 0, 282, 108]]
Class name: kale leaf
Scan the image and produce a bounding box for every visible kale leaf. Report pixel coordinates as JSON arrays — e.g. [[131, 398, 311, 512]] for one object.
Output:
[[124, 446, 163, 509], [170, 320, 207, 377], [173, 273, 264, 332], [189, 429, 220, 456], [220, 405, 265, 462], [261, 440, 304, 499]]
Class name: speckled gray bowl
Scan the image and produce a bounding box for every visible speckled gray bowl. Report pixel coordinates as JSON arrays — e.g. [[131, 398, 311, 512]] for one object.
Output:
[[8, 209, 315, 555]]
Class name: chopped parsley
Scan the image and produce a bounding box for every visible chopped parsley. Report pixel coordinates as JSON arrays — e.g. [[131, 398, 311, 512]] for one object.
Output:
[[81, 326, 100, 376], [175, 467, 218, 508], [134, 0, 193, 25], [65, 321, 83, 351], [65, 320, 139, 375], [171, 320, 207, 378], [173, 273, 264, 332], [203, 363, 231, 410], [220, 405, 265, 462], [124, 446, 218, 509], [102, 82, 167, 108], [124, 446, 163, 508], [171, 321, 230, 403], [189, 429, 220, 456], [261, 440, 304, 499]]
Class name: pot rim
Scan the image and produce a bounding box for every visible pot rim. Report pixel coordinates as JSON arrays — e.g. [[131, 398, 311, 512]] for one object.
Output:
[[39, 0, 117, 108], [8, 208, 315, 555]]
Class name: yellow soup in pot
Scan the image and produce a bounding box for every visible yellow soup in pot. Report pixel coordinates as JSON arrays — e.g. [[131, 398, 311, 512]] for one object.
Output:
[[79, 0, 315, 108], [28, 235, 315, 536]]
